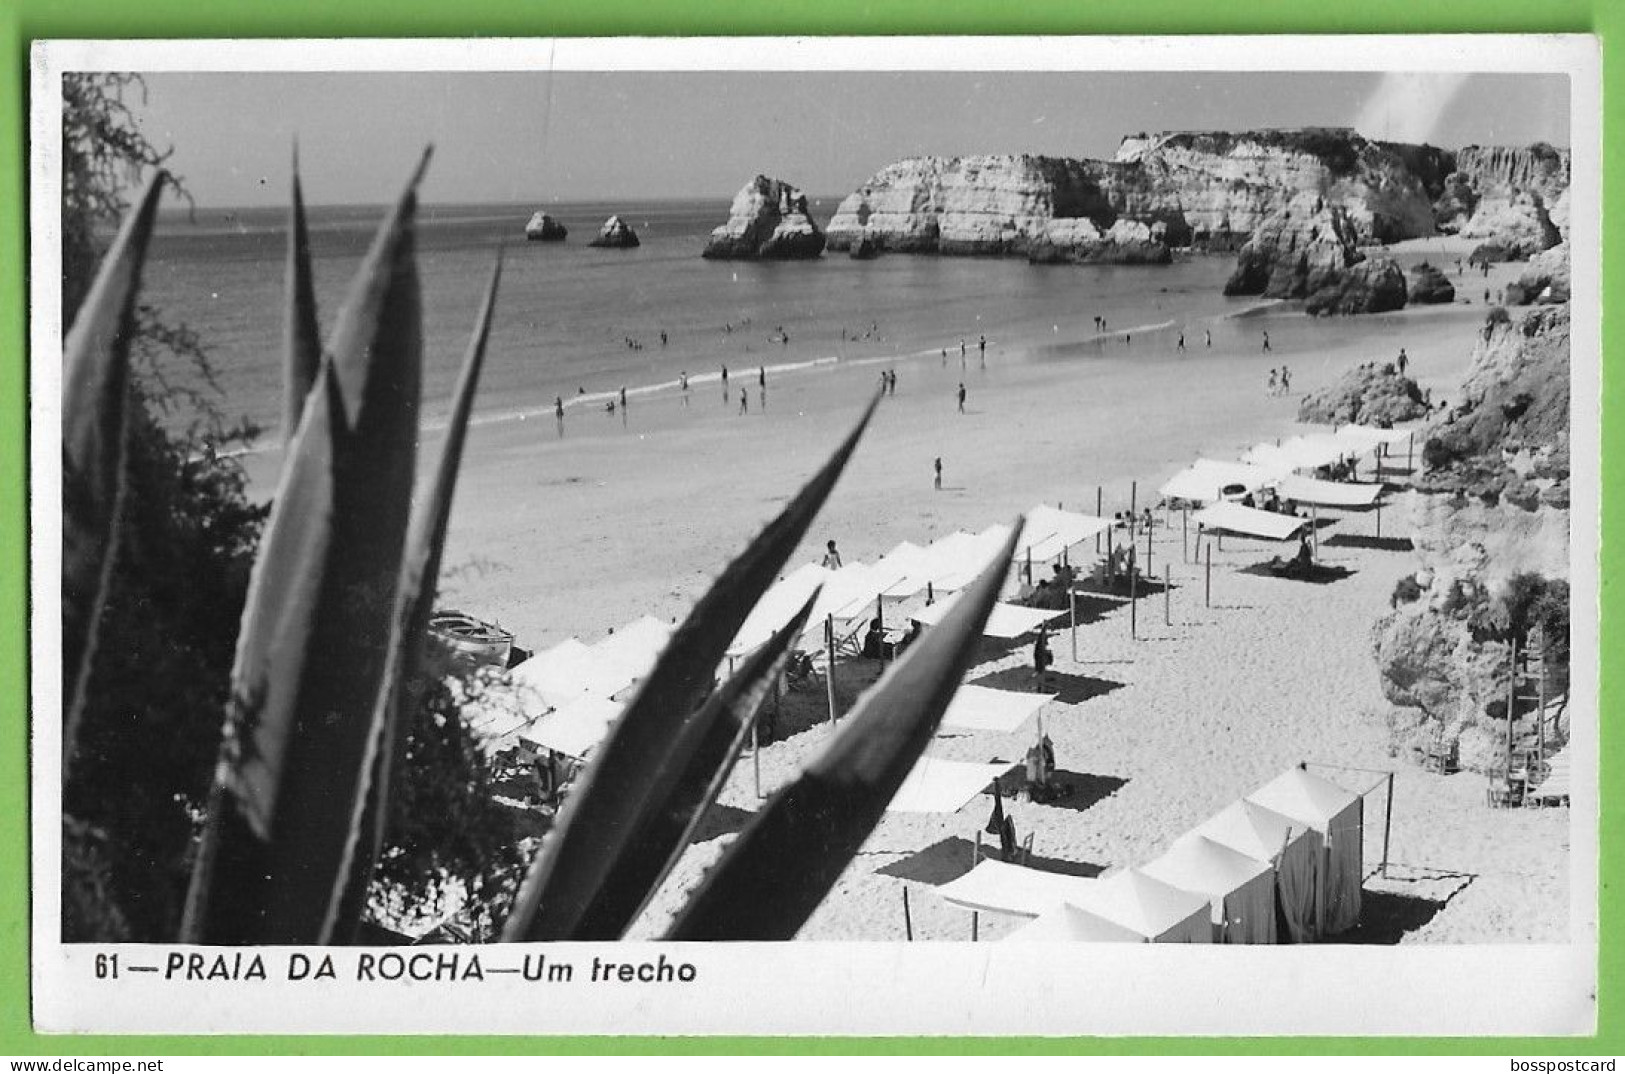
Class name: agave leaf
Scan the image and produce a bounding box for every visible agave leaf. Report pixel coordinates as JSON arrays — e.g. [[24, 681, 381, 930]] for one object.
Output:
[[328, 251, 503, 942], [61, 171, 166, 769], [581, 587, 821, 939], [282, 145, 322, 441], [503, 391, 882, 942], [183, 154, 429, 944], [666, 518, 1025, 941]]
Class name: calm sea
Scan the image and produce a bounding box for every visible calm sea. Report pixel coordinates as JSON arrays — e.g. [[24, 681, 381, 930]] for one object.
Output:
[[140, 198, 1243, 440]]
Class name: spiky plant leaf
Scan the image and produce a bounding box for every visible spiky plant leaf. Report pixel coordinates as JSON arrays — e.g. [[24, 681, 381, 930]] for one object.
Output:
[[328, 251, 502, 941], [503, 392, 881, 942], [282, 146, 321, 441], [666, 518, 1025, 941], [61, 171, 165, 769], [183, 153, 430, 944], [582, 587, 821, 939]]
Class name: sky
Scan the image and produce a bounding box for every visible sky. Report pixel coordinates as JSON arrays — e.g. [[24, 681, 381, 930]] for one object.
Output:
[[128, 70, 1571, 208]]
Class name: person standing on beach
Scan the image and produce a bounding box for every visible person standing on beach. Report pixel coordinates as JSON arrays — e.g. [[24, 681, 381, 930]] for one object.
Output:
[[1032, 626, 1053, 683], [1281, 366, 1291, 394], [979, 335, 987, 366], [722, 364, 729, 404], [619, 386, 628, 409], [758, 365, 767, 409], [822, 540, 844, 569], [555, 396, 565, 438], [660, 330, 668, 346], [957, 382, 967, 414], [1262, 330, 1272, 353], [739, 387, 748, 415], [1397, 348, 1408, 375], [1205, 328, 1212, 348], [1267, 368, 1278, 395], [941, 347, 948, 367], [1177, 331, 1185, 352], [934, 456, 943, 491]]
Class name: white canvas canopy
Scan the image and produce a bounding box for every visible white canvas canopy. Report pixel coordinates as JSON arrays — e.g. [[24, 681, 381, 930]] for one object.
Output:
[[1019, 505, 1112, 563], [1005, 902, 1145, 943], [1160, 458, 1285, 503], [932, 524, 1015, 591], [1140, 833, 1278, 944], [811, 562, 892, 623], [511, 638, 634, 710], [1241, 434, 1348, 473], [590, 615, 674, 685], [1195, 798, 1325, 943], [1277, 474, 1384, 508], [1248, 767, 1364, 936], [941, 685, 1054, 733], [1066, 867, 1215, 943], [727, 562, 830, 657], [875, 541, 931, 598], [1192, 502, 1309, 541], [1332, 423, 1414, 453], [887, 757, 1013, 813], [912, 595, 1057, 639], [518, 694, 623, 759], [936, 859, 1100, 918]]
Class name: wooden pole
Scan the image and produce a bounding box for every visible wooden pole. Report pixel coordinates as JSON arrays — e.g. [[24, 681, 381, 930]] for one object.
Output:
[[1129, 549, 1138, 639], [902, 887, 914, 942], [1130, 480, 1137, 519], [1204, 541, 1212, 608], [1407, 432, 1414, 479], [1106, 528, 1115, 582], [971, 910, 980, 942], [1537, 631, 1548, 761], [875, 594, 885, 666], [1182, 507, 1189, 563], [1310, 504, 1319, 560], [1376, 498, 1383, 540], [1505, 636, 1518, 778], [1164, 564, 1171, 626], [752, 718, 763, 800], [1145, 521, 1153, 579], [1381, 772, 1395, 878], [1070, 586, 1078, 661], [1096, 486, 1104, 552], [825, 614, 838, 727]]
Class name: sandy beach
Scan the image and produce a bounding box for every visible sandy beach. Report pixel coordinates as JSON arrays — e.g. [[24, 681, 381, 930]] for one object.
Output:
[[244, 250, 1568, 945]]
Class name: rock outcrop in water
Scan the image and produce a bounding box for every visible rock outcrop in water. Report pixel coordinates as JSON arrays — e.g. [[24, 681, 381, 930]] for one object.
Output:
[[589, 215, 640, 249], [1505, 243, 1571, 306], [1296, 362, 1426, 426], [703, 175, 825, 260], [1370, 303, 1571, 772], [1408, 262, 1457, 305], [1305, 256, 1408, 316], [823, 129, 1444, 260], [1222, 195, 1360, 298], [524, 211, 567, 242]]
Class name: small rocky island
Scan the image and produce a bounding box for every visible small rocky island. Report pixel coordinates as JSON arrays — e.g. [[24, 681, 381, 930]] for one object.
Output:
[[589, 214, 640, 249], [703, 175, 825, 260], [524, 211, 567, 242]]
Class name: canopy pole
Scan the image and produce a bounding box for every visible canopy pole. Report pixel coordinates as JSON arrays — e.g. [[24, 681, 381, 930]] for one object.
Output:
[[1164, 564, 1171, 626], [1205, 540, 1212, 608], [1407, 431, 1414, 479], [1130, 479, 1137, 520], [1182, 507, 1189, 563], [1310, 504, 1319, 560], [876, 593, 885, 666], [1145, 520, 1153, 579], [825, 614, 838, 727], [1129, 548, 1138, 639], [1376, 497, 1383, 540], [971, 910, 979, 943], [1381, 772, 1395, 878], [1095, 486, 1103, 552], [752, 718, 763, 800], [1505, 636, 1518, 779], [1106, 528, 1115, 583], [902, 887, 914, 942], [1069, 585, 1078, 661]]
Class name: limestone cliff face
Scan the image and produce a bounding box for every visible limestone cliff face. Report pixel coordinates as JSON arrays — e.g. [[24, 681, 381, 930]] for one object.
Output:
[[1507, 243, 1570, 306], [1433, 144, 1569, 255], [825, 129, 1441, 261], [703, 175, 825, 260], [1296, 363, 1426, 426], [1221, 195, 1360, 298]]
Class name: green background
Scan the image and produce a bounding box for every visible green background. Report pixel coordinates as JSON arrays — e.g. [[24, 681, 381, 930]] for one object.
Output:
[[1, 0, 1616, 1056]]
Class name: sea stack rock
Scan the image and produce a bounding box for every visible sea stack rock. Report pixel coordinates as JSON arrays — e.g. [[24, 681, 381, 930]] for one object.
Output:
[[1407, 262, 1457, 305], [1435, 144, 1568, 257], [849, 234, 879, 260], [524, 211, 567, 242], [703, 175, 825, 260], [1223, 195, 1360, 299], [1305, 256, 1408, 315], [1505, 243, 1570, 305], [1297, 362, 1427, 426], [589, 215, 640, 249]]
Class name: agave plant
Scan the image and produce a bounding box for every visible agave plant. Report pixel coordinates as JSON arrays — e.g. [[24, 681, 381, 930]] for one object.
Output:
[[67, 150, 1023, 946]]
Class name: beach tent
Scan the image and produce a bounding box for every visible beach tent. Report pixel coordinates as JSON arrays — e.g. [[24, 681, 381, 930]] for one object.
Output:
[[1242, 435, 1348, 473], [727, 562, 830, 657], [936, 859, 1100, 918], [811, 562, 893, 624], [912, 594, 1057, 639], [875, 541, 932, 598], [590, 615, 675, 685], [1192, 502, 1309, 542], [878, 531, 980, 597], [933, 524, 1016, 591], [1331, 423, 1414, 454], [1276, 474, 1384, 508], [941, 685, 1055, 734], [1140, 833, 1278, 944], [1195, 799, 1324, 943], [511, 638, 634, 710], [1065, 867, 1215, 944], [518, 694, 623, 760], [1005, 902, 1145, 943], [1019, 505, 1113, 563], [887, 756, 1015, 814], [1159, 459, 1285, 504], [1247, 767, 1364, 936]]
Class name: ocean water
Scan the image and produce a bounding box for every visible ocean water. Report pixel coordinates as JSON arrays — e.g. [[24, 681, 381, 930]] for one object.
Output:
[[140, 198, 1248, 440]]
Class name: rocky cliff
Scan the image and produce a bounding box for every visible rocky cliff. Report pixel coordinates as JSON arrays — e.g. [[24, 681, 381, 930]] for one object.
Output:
[[1433, 144, 1569, 257], [703, 175, 826, 260], [1222, 195, 1360, 299], [1370, 303, 1571, 771], [588, 215, 639, 249], [1297, 362, 1426, 426], [524, 211, 567, 241]]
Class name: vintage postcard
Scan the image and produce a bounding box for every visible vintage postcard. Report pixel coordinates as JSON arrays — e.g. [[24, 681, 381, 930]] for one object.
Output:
[[30, 35, 1599, 1036]]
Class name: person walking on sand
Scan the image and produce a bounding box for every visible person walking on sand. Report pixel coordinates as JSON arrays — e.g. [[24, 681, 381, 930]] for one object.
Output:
[[619, 386, 628, 410], [822, 540, 844, 569], [957, 382, 967, 414], [1267, 368, 1278, 395], [1397, 348, 1408, 375], [555, 395, 565, 437], [1205, 328, 1212, 348], [679, 371, 690, 407], [721, 364, 729, 404], [1032, 625, 1053, 683], [1262, 330, 1272, 353], [979, 334, 987, 366], [739, 387, 748, 415], [1177, 331, 1186, 352], [934, 456, 943, 491], [1281, 366, 1291, 394]]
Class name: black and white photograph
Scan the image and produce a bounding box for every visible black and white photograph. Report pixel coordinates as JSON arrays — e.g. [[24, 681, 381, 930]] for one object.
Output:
[[32, 36, 1599, 1036]]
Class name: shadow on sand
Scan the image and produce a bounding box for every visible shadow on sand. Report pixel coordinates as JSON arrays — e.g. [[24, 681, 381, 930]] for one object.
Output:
[[1323, 533, 1416, 553], [875, 834, 1108, 886]]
